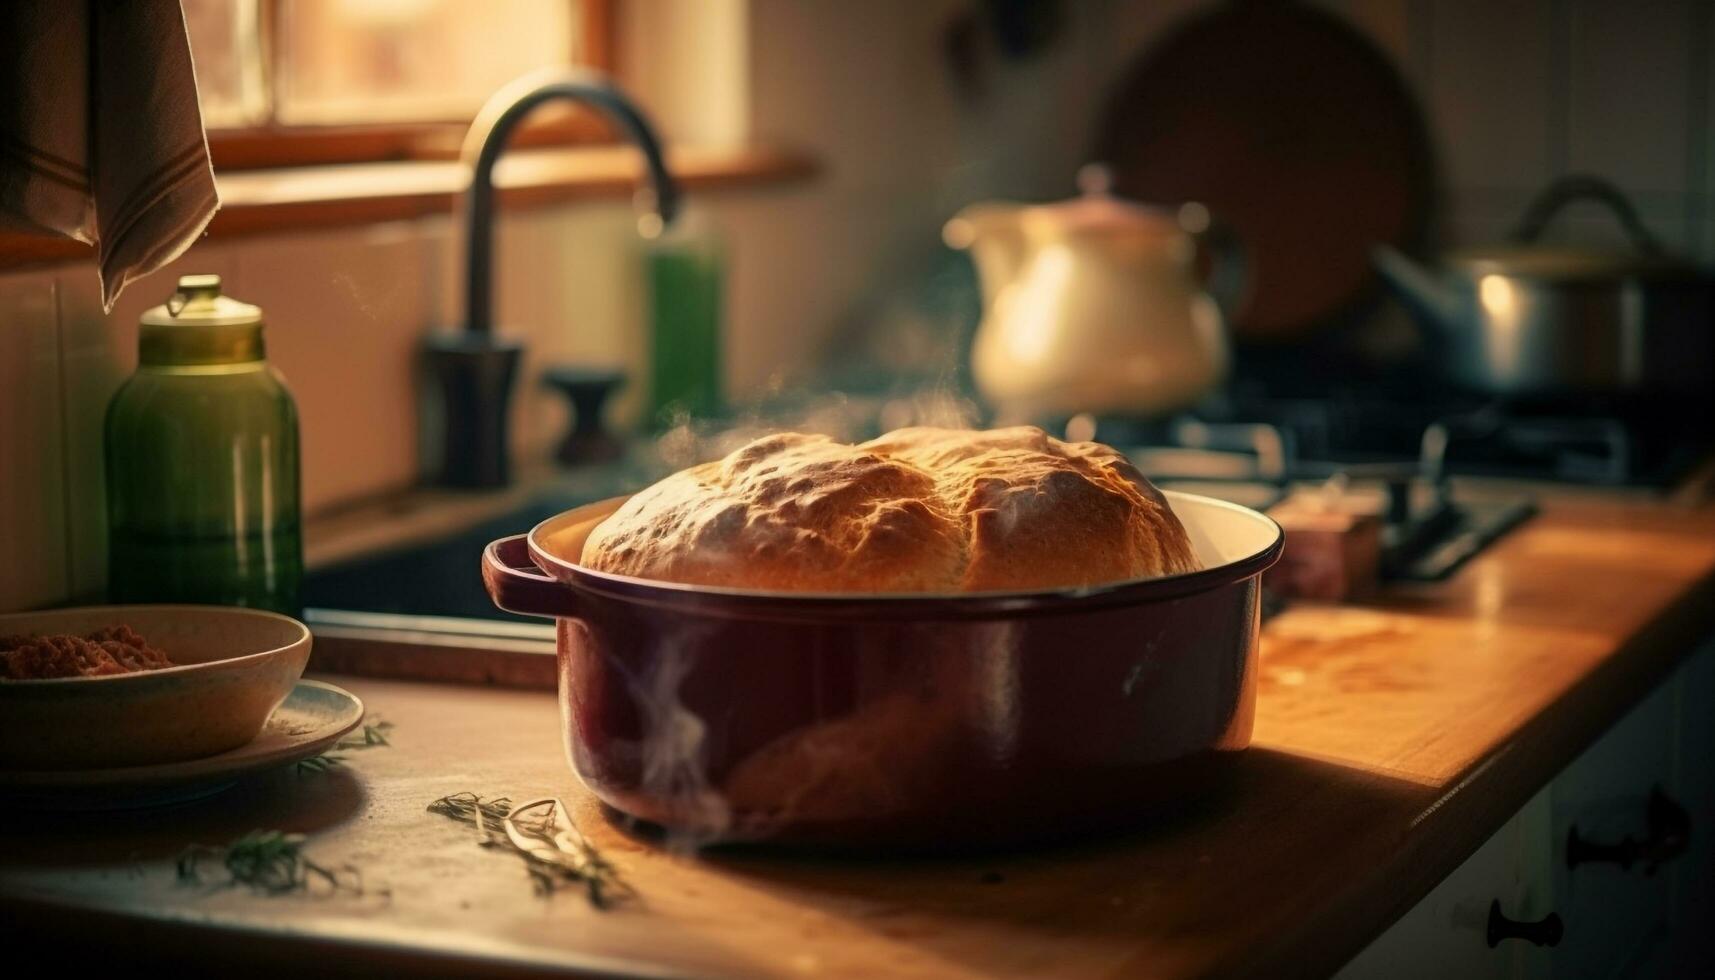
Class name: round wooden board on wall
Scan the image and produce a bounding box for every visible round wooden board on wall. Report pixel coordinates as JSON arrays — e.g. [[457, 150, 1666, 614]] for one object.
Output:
[[1094, 0, 1435, 343]]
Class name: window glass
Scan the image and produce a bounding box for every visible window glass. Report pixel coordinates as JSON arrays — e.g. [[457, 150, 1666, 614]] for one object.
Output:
[[276, 0, 579, 124]]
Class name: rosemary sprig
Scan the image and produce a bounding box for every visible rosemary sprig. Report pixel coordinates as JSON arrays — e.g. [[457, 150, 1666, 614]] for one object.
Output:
[[337, 719, 394, 750], [297, 719, 394, 774], [506, 798, 634, 907], [176, 830, 362, 897], [427, 791, 515, 837], [427, 792, 632, 907], [295, 754, 347, 773]]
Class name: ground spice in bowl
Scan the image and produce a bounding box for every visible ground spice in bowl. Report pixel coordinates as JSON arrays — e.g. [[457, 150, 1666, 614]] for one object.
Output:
[[0, 625, 175, 679]]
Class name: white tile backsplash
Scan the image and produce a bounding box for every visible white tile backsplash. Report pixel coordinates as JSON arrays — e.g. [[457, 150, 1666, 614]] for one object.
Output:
[[492, 208, 567, 459], [1427, 0, 1557, 195], [0, 270, 68, 611], [1405, 0, 1710, 255], [1566, 0, 1697, 196], [513, 203, 646, 441], [231, 224, 430, 514], [713, 185, 909, 396]]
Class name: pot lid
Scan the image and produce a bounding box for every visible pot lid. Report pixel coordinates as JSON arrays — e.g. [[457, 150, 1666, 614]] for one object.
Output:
[[1447, 243, 1695, 281], [1448, 176, 1703, 282]]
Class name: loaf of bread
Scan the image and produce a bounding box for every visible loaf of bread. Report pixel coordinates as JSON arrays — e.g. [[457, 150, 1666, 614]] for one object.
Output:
[[581, 426, 1199, 592]]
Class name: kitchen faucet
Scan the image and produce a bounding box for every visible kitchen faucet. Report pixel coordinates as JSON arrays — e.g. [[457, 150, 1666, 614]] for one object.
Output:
[[426, 69, 681, 488]]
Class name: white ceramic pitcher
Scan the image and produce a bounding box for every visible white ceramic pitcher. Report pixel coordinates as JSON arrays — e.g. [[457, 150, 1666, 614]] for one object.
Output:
[[945, 167, 1241, 421]]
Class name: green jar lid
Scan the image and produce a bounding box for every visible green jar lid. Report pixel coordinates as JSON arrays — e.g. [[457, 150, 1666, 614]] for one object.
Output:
[[139, 274, 266, 365]]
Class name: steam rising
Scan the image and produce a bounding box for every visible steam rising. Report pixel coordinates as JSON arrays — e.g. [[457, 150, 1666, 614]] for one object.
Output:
[[654, 387, 983, 472], [580, 618, 1035, 849], [633, 645, 733, 848], [599, 631, 733, 852]]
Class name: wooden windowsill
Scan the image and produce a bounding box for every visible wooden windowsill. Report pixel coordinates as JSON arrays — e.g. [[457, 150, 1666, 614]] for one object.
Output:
[[0, 144, 818, 269]]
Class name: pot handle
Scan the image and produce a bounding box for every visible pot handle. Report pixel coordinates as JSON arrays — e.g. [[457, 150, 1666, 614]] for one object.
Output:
[[1510, 174, 1663, 256], [1179, 201, 1248, 324], [482, 534, 574, 619]]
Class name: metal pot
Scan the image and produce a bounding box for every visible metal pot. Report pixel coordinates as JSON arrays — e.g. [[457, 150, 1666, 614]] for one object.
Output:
[[1373, 175, 1714, 399], [482, 491, 1282, 850]]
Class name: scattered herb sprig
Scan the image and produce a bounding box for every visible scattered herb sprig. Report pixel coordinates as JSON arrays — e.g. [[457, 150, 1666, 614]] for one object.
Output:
[[427, 791, 515, 833], [297, 719, 395, 774], [176, 830, 363, 897], [295, 754, 345, 773], [428, 792, 632, 908], [340, 719, 395, 749]]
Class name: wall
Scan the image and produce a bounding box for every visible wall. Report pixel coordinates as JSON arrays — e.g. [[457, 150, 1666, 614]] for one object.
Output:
[[4, 0, 1714, 611], [0, 192, 792, 608], [914, 0, 1715, 257]]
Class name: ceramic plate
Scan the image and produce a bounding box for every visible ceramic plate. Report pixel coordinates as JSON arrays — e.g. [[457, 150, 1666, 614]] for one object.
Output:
[[0, 680, 364, 809]]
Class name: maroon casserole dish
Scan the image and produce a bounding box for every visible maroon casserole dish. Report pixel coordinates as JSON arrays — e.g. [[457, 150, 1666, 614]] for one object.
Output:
[[483, 490, 1282, 849]]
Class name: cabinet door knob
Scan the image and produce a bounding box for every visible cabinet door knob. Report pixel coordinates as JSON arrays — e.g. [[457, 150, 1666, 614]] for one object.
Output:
[[1487, 899, 1563, 948], [1566, 785, 1691, 874]]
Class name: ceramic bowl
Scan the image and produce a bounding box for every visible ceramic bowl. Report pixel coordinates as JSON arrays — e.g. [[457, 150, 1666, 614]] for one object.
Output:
[[0, 605, 312, 770]]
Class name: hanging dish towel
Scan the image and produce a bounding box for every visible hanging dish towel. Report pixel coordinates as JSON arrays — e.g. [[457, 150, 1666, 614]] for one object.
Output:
[[0, 1, 220, 311]]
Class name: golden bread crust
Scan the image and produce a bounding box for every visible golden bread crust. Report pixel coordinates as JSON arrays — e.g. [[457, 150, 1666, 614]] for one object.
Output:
[[581, 426, 1199, 592]]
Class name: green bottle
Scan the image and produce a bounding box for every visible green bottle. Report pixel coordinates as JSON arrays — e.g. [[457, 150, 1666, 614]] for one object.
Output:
[[106, 275, 302, 615], [646, 208, 724, 426]]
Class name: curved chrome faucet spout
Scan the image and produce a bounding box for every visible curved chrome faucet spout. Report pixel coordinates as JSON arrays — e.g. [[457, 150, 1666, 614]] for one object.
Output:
[[461, 69, 681, 337], [427, 71, 678, 489]]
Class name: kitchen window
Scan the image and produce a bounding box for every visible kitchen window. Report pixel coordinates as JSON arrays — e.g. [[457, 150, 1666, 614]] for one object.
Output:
[[0, 0, 812, 268], [184, 0, 616, 169]]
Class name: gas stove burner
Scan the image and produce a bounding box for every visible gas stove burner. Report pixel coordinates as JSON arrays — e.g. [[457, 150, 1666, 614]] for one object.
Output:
[[1086, 377, 1713, 583], [1095, 384, 1704, 489], [1421, 405, 1639, 485], [1105, 412, 1541, 583]]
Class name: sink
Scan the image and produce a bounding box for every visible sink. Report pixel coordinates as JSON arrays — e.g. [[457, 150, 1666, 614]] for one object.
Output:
[[299, 488, 607, 688], [303, 491, 594, 624]]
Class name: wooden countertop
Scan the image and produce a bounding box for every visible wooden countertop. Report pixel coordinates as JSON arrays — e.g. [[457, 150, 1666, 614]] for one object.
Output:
[[6, 493, 1715, 977]]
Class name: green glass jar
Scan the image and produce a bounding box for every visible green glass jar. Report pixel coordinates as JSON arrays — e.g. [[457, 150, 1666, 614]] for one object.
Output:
[[106, 275, 302, 615]]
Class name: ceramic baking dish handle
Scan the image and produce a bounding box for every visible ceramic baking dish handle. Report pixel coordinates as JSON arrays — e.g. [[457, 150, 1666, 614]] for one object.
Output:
[[483, 535, 574, 618]]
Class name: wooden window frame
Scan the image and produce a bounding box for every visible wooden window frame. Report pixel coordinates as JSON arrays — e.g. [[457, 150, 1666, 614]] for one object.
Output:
[[208, 0, 619, 171], [0, 0, 819, 268]]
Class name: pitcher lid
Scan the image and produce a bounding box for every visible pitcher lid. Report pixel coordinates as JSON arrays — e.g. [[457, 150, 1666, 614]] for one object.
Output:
[[1020, 164, 1185, 239]]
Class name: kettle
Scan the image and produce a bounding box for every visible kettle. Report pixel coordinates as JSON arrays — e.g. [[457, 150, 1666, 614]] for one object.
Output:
[[945, 166, 1242, 421]]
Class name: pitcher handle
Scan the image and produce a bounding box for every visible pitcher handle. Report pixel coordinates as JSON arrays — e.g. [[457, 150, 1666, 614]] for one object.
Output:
[[1182, 202, 1249, 323]]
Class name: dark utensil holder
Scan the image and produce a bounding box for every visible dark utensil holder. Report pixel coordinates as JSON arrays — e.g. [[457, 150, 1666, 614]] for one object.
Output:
[[425, 334, 523, 488]]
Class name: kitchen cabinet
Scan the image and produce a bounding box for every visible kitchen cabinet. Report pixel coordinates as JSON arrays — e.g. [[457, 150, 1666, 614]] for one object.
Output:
[[1335, 790, 1551, 980], [1538, 678, 1677, 979], [1668, 639, 1715, 923], [1341, 643, 1711, 980]]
